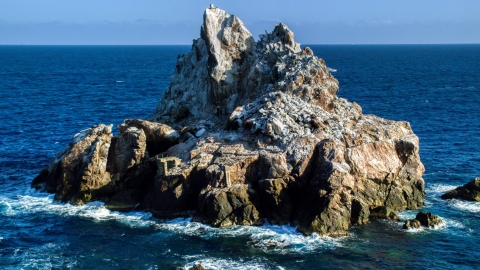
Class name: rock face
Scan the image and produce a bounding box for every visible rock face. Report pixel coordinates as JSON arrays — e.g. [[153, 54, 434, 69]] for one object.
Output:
[[32, 7, 425, 237], [403, 212, 442, 229], [441, 178, 480, 201]]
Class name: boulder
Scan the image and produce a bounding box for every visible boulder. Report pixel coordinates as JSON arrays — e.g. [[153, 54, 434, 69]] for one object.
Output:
[[189, 264, 206, 270], [258, 177, 294, 225], [402, 219, 421, 229], [415, 212, 442, 227], [195, 184, 263, 228], [403, 211, 442, 229], [441, 178, 480, 201], [32, 124, 114, 205], [369, 206, 399, 220], [118, 119, 180, 157], [31, 123, 156, 206], [107, 126, 148, 184]]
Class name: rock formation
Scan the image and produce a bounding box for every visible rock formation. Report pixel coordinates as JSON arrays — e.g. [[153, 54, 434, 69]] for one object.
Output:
[[441, 177, 480, 201], [403, 212, 442, 229], [32, 6, 426, 237]]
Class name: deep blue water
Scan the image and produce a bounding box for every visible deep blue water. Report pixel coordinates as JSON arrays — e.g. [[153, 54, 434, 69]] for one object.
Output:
[[0, 45, 479, 269]]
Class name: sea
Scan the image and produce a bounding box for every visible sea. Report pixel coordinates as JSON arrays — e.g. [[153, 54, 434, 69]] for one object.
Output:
[[0, 44, 479, 269]]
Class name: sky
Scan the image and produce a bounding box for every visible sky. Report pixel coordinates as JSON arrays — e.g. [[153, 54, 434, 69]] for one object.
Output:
[[0, 0, 479, 45]]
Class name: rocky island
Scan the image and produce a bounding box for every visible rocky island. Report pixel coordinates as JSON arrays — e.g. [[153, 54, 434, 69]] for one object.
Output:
[[31, 6, 426, 237]]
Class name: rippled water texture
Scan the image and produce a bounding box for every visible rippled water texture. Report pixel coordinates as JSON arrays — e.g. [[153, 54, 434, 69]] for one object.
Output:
[[0, 45, 479, 269]]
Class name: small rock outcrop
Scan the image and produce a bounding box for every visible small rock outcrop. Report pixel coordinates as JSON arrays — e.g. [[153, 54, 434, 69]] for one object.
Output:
[[189, 264, 206, 270], [32, 7, 426, 237], [441, 178, 480, 201], [403, 212, 442, 229]]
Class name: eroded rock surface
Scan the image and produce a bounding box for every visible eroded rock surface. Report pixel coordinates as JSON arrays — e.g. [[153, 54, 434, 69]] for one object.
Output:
[[32, 6, 425, 237]]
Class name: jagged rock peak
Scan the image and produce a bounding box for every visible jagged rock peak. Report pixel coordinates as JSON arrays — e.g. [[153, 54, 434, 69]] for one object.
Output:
[[149, 7, 337, 128]]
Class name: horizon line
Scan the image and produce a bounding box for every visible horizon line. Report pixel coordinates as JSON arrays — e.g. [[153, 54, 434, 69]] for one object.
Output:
[[1, 43, 479, 46]]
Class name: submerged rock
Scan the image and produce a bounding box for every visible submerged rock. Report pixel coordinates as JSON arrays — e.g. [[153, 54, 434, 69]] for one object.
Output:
[[441, 177, 480, 201], [189, 264, 206, 270], [403, 212, 442, 229], [32, 6, 425, 237], [403, 219, 421, 229]]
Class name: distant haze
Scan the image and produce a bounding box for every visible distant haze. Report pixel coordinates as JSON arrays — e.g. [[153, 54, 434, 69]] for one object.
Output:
[[1, 0, 479, 45]]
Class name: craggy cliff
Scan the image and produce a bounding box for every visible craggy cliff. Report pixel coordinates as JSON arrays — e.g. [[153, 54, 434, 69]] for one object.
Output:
[[32, 7, 425, 236]]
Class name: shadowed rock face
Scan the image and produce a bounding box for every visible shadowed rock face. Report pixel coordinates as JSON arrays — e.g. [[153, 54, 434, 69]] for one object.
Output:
[[403, 212, 442, 229], [441, 178, 480, 201], [32, 7, 425, 237]]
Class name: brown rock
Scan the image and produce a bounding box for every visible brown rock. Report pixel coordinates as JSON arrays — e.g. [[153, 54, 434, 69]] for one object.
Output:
[[258, 177, 294, 225], [189, 264, 206, 270], [403, 219, 421, 229], [104, 189, 143, 212], [195, 184, 263, 228], [32, 124, 114, 205], [402, 212, 442, 229], [118, 119, 180, 156], [415, 212, 442, 227], [148, 159, 205, 218], [108, 126, 148, 184], [369, 206, 399, 220], [258, 149, 290, 179]]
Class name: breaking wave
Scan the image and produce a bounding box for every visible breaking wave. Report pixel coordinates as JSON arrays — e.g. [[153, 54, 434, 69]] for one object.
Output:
[[426, 184, 480, 214], [155, 219, 343, 254], [445, 199, 480, 213], [3, 188, 343, 255], [426, 183, 458, 195]]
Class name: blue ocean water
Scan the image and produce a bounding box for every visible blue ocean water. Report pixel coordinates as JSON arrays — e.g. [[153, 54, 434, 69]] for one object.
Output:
[[0, 45, 479, 269]]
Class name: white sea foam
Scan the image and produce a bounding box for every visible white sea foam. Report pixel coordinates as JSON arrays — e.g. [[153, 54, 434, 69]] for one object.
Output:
[[446, 199, 480, 213], [0, 199, 13, 215], [19, 243, 77, 270], [6, 189, 342, 254], [4, 189, 156, 229], [327, 67, 337, 72], [396, 213, 468, 234], [426, 183, 458, 194], [442, 217, 465, 230], [426, 184, 480, 214], [396, 210, 418, 220], [399, 220, 447, 234], [155, 219, 343, 254]]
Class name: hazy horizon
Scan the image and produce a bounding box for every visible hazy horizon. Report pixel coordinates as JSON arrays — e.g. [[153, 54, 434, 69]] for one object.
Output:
[[1, 0, 479, 45]]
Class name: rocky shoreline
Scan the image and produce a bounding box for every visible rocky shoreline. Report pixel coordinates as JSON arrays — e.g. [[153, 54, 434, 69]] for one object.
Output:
[[32, 7, 427, 237]]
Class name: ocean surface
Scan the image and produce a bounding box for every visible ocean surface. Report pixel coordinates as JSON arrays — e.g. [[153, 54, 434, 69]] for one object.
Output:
[[0, 44, 479, 269]]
